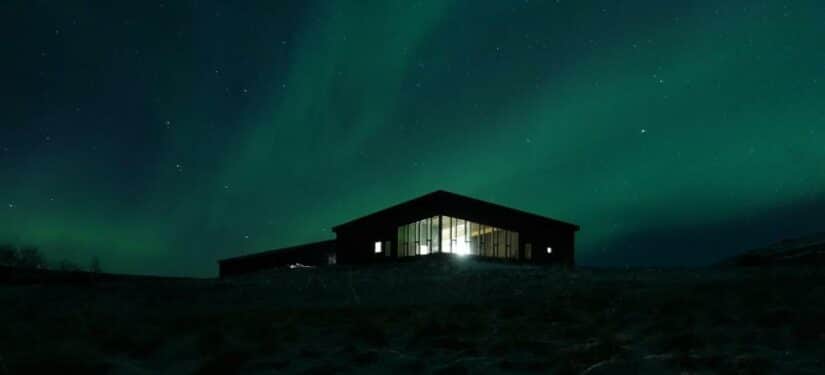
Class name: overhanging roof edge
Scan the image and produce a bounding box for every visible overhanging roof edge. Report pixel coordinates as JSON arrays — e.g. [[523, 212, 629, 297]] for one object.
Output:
[[217, 239, 336, 264], [332, 190, 580, 232]]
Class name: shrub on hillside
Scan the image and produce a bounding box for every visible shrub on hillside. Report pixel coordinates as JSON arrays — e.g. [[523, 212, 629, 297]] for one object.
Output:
[[0, 244, 47, 269], [18, 246, 47, 269], [89, 256, 102, 273], [58, 259, 82, 272], [0, 243, 18, 266]]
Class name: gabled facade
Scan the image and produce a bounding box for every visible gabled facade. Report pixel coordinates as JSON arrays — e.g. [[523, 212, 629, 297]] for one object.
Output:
[[333, 190, 579, 266], [218, 190, 579, 277]]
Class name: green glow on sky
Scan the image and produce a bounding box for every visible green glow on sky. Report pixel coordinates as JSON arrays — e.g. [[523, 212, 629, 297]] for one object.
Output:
[[2, 1, 824, 276]]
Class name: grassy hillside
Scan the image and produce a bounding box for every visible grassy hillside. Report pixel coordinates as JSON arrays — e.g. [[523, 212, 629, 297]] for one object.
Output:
[[2, 258, 824, 374], [720, 232, 825, 267]]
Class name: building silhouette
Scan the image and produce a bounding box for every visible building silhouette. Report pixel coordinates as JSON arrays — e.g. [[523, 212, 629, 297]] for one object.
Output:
[[218, 190, 579, 277]]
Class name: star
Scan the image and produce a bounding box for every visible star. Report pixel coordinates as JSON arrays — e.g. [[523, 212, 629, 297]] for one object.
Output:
[[640, 129, 647, 134], [8, 203, 14, 209]]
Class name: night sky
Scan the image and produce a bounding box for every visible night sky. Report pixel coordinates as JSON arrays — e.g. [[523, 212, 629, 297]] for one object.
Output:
[[2, 1, 824, 277]]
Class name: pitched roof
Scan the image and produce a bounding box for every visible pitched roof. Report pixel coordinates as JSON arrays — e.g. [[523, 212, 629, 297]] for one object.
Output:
[[218, 239, 335, 264], [332, 190, 579, 231]]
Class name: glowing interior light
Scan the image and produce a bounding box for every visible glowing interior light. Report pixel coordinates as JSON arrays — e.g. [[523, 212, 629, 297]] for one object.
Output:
[[455, 242, 471, 256], [374, 241, 382, 254], [419, 245, 430, 255], [547, 246, 553, 254], [289, 263, 313, 269]]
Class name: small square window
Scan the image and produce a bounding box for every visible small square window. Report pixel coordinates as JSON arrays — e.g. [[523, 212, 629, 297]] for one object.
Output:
[[547, 247, 553, 254], [374, 241, 382, 254]]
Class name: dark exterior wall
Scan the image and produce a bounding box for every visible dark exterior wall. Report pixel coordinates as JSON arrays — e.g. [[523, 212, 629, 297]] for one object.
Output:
[[219, 240, 335, 277], [336, 225, 397, 264]]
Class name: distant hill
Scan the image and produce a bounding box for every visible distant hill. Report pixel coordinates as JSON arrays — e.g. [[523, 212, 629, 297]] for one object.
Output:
[[720, 232, 825, 267]]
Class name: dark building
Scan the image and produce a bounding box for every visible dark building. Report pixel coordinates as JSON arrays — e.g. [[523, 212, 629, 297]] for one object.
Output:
[[218, 240, 336, 277], [218, 190, 579, 277]]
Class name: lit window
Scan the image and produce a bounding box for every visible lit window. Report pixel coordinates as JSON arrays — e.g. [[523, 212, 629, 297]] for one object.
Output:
[[374, 241, 382, 253], [455, 241, 470, 256], [547, 247, 553, 254], [419, 244, 430, 255]]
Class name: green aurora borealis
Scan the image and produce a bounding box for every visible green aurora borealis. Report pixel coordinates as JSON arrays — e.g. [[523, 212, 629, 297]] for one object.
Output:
[[2, 1, 824, 276]]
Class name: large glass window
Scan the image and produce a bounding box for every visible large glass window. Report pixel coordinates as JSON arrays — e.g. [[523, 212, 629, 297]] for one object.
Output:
[[397, 215, 519, 259], [397, 216, 439, 257]]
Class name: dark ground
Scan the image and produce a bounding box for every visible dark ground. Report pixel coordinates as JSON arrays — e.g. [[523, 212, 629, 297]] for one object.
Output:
[[1, 258, 824, 374]]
